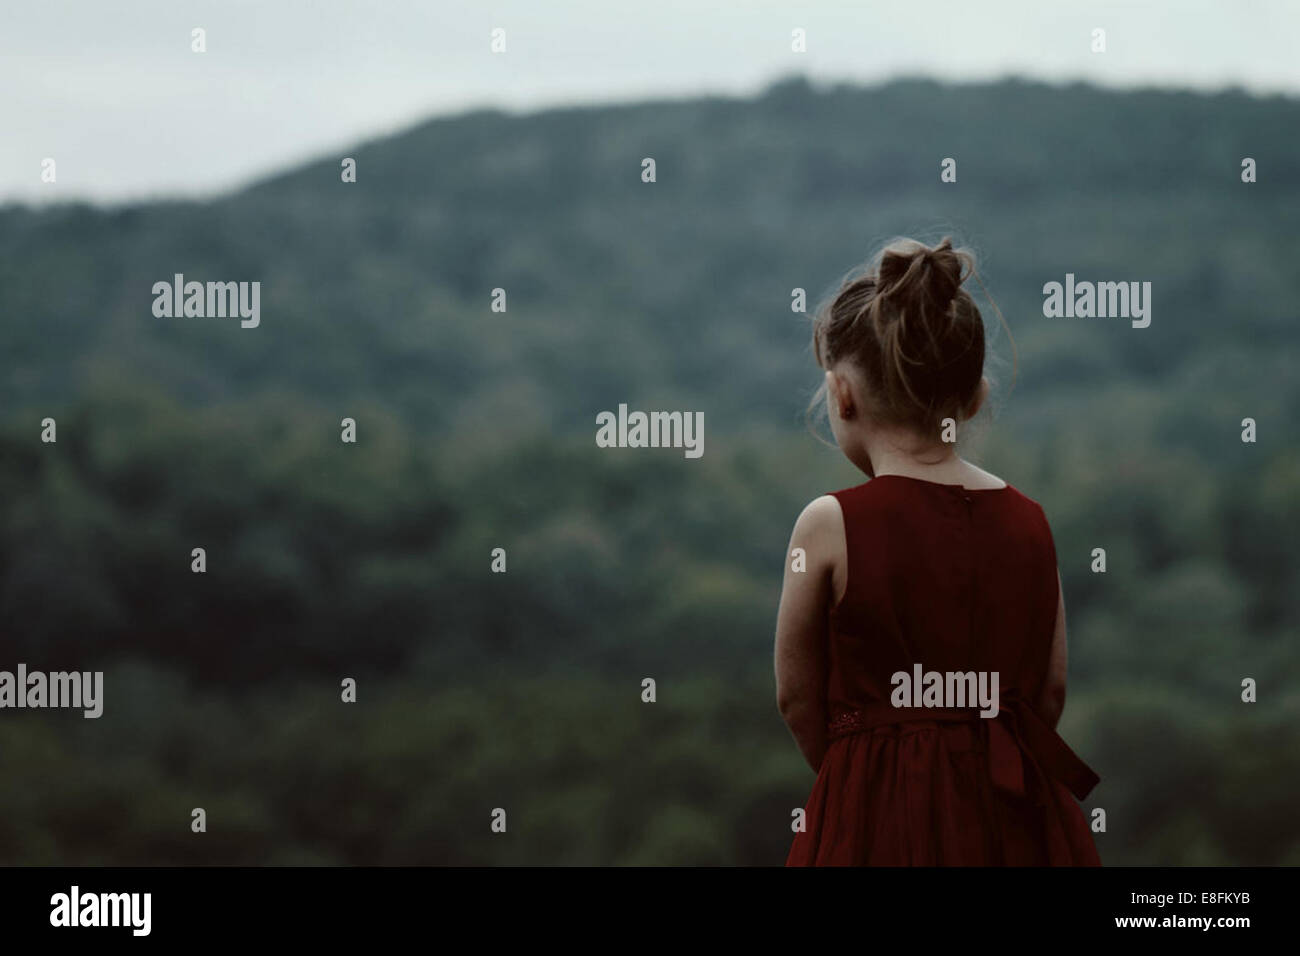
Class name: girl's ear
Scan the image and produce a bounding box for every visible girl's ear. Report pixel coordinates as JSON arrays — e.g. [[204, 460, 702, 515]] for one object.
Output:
[[825, 369, 854, 420], [964, 376, 990, 419]]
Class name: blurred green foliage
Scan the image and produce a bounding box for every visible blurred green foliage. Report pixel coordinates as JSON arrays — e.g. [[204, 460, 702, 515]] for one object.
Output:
[[0, 78, 1297, 864]]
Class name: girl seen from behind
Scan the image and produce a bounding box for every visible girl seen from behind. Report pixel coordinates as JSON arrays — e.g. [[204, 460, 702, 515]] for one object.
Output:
[[775, 237, 1100, 865]]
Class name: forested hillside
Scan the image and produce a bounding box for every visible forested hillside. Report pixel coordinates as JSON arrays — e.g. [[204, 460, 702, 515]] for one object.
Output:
[[0, 77, 1296, 864]]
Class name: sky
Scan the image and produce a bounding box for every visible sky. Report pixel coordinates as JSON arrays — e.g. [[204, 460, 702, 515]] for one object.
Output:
[[2, 0, 1297, 205]]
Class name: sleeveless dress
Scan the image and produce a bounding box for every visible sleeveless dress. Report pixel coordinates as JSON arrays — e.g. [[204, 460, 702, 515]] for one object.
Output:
[[785, 475, 1101, 866]]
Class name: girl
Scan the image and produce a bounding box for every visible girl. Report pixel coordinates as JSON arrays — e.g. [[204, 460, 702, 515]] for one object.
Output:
[[775, 237, 1100, 866]]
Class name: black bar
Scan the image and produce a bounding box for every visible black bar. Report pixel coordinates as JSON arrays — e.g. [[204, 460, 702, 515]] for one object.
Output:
[[1, 866, 1288, 942]]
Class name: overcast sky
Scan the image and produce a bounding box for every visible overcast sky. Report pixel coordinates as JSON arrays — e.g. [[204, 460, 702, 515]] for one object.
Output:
[[3, 0, 1297, 205]]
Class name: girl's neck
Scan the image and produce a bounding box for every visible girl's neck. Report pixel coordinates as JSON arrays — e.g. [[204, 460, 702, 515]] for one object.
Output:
[[849, 431, 1000, 489], [871, 450, 960, 481]]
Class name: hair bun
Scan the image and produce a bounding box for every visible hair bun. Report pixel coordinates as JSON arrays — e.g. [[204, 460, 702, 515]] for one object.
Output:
[[877, 237, 963, 311]]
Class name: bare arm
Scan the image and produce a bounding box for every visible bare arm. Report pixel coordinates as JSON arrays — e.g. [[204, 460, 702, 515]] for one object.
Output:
[[774, 495, 844, 773], [1037, 571, 1068, 729]]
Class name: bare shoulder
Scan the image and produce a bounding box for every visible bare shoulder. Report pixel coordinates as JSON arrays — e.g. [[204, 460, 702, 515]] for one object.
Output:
[[792, 494, 844, 539], [961, 461, 1009, 490], [789, 495, 846, 572]]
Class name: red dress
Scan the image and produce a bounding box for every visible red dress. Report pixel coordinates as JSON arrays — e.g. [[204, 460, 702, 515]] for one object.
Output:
[[786, 475, 1101, 866]]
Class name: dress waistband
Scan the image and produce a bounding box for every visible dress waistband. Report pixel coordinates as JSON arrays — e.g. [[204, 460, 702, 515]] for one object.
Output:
[[826, 693, 1100, 802]]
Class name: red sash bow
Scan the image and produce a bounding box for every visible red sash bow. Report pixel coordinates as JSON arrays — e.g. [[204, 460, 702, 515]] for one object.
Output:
[[826, 691, 1099, 802]]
